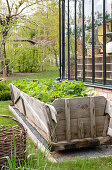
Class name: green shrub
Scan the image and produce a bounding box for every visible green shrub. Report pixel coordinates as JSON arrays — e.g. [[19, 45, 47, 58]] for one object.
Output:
[[0, 90, 11, 101], [0, 82, 10, 91], [7, 46, 42, 73], [0, 82, 11, 101]]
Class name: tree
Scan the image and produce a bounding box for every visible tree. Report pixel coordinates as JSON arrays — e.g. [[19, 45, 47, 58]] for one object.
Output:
[[17, 0, 59, 68], [0, 0, 42, 59]]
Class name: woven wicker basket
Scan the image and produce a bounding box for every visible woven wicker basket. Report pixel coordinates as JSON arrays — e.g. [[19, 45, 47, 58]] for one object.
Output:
[[0, 115, 26, 168]]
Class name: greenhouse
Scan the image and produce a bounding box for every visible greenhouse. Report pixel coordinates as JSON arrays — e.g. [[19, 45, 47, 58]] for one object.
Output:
[[59, 0, 112, 87]]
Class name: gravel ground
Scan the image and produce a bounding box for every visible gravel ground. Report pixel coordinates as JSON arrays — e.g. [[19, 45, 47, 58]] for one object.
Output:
[[51, 145, 112, 162]]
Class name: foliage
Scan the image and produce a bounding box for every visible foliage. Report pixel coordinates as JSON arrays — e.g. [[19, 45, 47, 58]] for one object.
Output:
[[0, 81, 9, 91], [7, 46, 42, 73], [0, 0, 59, 73], [0, 0, 37, 59], [0, 90, 11, 101], [17, 0, 59, 68], [13, 79, 91, 103], [6, 44, 56, 73], [0, 82, 11, 101]]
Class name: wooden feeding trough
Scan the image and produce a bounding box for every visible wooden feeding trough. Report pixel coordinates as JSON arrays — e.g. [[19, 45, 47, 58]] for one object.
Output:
[[9, 84, 112, 151]]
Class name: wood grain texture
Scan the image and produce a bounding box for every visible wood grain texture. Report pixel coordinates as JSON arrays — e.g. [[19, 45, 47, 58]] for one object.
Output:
[[9, 84, 15, 105], [21, 98, 26, 116], [55, 116, 106, 141], [14, 94, 20, 104], [45, 105, 57, 142], [94, 96, 106, 116], [52, 97, 106, 121], [105, 99, 112, 117], [9, 105, 56, 162], [70, 97, 90, 119], [78, 119, 84, 139], [90, 97, 96, 138], [65, 99, 71, 141], [103, 114, 110, 137], [52, 136, 110, 151], [10, 84, 50, 141]]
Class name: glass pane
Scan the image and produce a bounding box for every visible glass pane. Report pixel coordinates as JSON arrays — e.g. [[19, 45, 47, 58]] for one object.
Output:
[[94, 0, 103, 84], [106, 0, 112, 85], [85, 0, 92, 82], [65, 0, 68, 78], [77, 0, 83, 81], [70, 0, 75, 79]]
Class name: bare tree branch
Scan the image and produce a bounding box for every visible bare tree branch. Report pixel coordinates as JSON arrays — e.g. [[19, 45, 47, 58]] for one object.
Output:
[[12, 2, 37, 17], [15, 1, 25, 15], [13, 24, 37, 31], [10, 2, 15, 13], [6, 0, 11, 16]]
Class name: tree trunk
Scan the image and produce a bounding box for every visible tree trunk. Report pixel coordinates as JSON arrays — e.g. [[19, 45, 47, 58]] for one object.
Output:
[[3, 42, 6, 58], [0, 42, 2, 59], [54, 50, 58, 67]]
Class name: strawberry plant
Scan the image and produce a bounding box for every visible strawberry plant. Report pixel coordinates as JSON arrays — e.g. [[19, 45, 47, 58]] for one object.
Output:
[[13, 79, 91, 103]]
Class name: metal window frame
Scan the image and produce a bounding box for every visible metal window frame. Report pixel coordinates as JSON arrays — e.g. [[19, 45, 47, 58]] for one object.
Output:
[[62, 0, 65, 79], [59, 0, 111, 89], [75, 0, 77, 80]]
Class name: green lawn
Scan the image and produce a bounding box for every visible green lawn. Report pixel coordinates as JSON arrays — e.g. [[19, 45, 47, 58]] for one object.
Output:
[[48, 156, 112, 170], [0, 100, 17, 126], [25, 68, 59, 80], [7, 68, 60, 84]]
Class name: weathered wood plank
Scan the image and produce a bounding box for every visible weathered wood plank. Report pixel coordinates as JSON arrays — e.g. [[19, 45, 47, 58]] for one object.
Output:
[[103, 114, 110, 137], [10, 84, 26, 114], [52, 136, 110, 151], [10, 84, 50, 141], [9, 105, 56, 162], [96, 116, 106, 137], [52, 97, 90, 120], [90, 97, 96, 138], [20, 92, 49, 135], [55, 119, 77, 141], [9, 84, 15, 105], [56, 116, 105, 141], [52, 97, 107, 122], [95, 96, 106, 116], [45, 105, 57, 143], [104, 101, 111, 136], [105, 99, 112, 118], [78, 119, 84, 139], [65, 99, 71, 141], [14, 94, 20, 104], [70, 97, 90, 119], [21, 98, 26, 116]]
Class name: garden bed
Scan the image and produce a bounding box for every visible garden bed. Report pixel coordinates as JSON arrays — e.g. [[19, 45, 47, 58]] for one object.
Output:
[[9, 80, 112, 152]]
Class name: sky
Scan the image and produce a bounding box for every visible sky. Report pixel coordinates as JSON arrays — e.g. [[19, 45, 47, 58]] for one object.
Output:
[[0, 0, 37, 16], [66, 0, 112, 20], [64, 0, 112, 33]]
